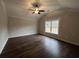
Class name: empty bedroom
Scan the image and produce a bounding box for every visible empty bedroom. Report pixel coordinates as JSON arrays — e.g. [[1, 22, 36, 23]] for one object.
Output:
[[0, 0, 79, 58]]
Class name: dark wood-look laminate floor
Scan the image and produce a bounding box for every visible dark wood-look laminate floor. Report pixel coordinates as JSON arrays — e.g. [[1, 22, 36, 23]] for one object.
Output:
[[0, 34, 79, 58]]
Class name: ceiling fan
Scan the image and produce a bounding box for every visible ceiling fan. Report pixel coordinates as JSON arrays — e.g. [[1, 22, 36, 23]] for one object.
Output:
[[28, 0, 45, 14]]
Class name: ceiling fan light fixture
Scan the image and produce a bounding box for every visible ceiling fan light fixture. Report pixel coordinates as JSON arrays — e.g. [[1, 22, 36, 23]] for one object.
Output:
[[34, 8, 39, 13], [29, 0, 45, 14]]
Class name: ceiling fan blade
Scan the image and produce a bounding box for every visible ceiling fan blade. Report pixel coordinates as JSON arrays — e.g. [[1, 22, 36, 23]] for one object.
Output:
[[32, 12, 35, 14], [39, 10, 45, 12], [27, 9, 35, 11]]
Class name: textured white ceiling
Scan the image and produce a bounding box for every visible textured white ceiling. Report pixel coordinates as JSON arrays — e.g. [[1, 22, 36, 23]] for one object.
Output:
[[4, 0, 79, 11], [4, 0, 79, 17], [58, 0, 79, 8]]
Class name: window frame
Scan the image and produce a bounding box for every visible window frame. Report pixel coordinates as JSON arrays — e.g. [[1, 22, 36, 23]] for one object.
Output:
[[45, 19, 59, 35]]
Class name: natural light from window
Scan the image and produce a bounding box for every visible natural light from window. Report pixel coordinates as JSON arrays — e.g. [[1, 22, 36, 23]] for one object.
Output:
[[45, 19, 59, 34]]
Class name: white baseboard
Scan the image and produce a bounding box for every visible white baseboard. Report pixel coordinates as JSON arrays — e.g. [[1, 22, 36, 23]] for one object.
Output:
[[59, 38, 79, 46], [8, 33, 38, 38], [40, 33, 79, 46]]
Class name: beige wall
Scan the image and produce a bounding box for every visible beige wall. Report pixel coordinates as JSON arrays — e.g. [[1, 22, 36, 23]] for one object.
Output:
[[39, 9, 79, 46], [8, 16, 39, 38], [0, 0, 8, 54]]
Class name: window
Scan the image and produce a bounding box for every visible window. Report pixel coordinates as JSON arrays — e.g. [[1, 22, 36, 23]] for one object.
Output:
[[45, 21, 51, 33], [45, 19, 59, 34]]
